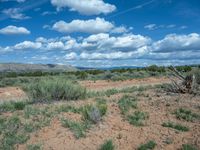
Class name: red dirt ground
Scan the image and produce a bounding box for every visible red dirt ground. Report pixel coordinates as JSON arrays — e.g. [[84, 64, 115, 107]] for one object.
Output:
[[0, 87, 27, 102], [80, 77, 170, 91], [0, 77, 199, 150]]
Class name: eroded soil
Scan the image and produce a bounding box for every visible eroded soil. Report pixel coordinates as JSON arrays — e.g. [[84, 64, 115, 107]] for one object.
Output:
[[0, 87, 27, 102], [0, 77, 199, 150], [80, 77, 170, 91]]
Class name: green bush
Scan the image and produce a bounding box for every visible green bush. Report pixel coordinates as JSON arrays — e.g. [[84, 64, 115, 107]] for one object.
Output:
[[118, 95, 137, 115], [128, 111, 149, 126], [99, 140, 114, 150], [182, 144, 198, 150], [81, 103, 107, 123], [137, 140, 156, 150], [0, 101, 27, 113], [24, 77, 86, 102], [174, 108, 200, 122], [27, 143, 42, 150], [61, 118, 90, 138], [162, 122, 189, 132]]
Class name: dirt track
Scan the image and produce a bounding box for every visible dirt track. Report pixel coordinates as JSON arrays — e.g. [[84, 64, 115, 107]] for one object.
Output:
[[80, 77, 170, 91], [0, 77, 170, 102]]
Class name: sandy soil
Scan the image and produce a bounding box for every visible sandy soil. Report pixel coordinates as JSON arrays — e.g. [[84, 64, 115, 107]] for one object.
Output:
[[0, 87, 27, 102], [0, 77, 199, 150], [80, 77, 170, 91], [17, 90, 200, 150]]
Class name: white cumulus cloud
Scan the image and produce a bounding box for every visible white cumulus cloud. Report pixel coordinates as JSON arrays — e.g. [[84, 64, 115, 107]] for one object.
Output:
[[52, 17, 114, 34], [14, 41, 42, 50], [2, 8, 30, 20], [51, 0, 116, 15], [152, 33, 200, 52], [0, 25, 30, 35]]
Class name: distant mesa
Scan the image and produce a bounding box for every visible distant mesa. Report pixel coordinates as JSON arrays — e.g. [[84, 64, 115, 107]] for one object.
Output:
[[0, 63, 77, 73]]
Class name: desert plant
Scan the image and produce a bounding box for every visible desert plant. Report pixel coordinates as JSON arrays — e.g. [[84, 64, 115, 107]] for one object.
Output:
[[0, 115, 30, 149], [162, 122, 189, 132], [137, 140, 156, 150], [24, 77, 86, 102], [182, 144, 198, 150], [104, 89, 119, 97], [61, 118, 90, 138], [168, 66, 199, 94], [128, 111, 149, 126], [118, 95, 137, 115], [56, 105, 81, 114], [99, 140, 114, 150], [81, 100, 107, 123], [27, 143, 42, 150], [174, 108, 200, 122], [0, 101, 27, 113]]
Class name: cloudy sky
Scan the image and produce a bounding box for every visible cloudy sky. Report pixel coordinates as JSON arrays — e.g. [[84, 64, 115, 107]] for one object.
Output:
[[0, 0, 200, 68]]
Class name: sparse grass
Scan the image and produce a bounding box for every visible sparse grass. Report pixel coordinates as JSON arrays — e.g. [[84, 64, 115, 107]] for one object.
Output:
[[128, 111, 149, 126], [182, 144, 198, 150], [87, 84, 160, 99], [162, 122, 189, 132], [99, 140, 114, 150], [104, 89, 119, 97], [27, 143, 42, 150], [174, 108, 200, 122], [95, 98, 108, 116], [0, 115, 30, 149], [61, 118, 90, 138], [137, 140, 156, 150], [81, 103, 107, 123], [0, 101, 27, 113], [56, 105, 81, 114], [118, 95, 137, 115], [24, 77, 86, 102], [60, 100, 107, 138], [23, 105, 55, 132]]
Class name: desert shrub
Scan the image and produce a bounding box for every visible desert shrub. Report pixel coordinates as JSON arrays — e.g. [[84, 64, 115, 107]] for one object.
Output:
[[81, 103, 107, 123], [95, 98, 107, 116], [24, 77, 86, 102], [104, 89, 119, 97], [0, 116, 30, 149], [61, 118, 90, 138], [182, 144, 198, 150], [174, 108, 200, 122], [56, 105, 81, 114], [27, 143, 42, 150], [118, 95, 137, 115], [128, 111, 149, 126], [146, 65, 165, 73], [175, 66, 192, 72], [99, 140, 114, 150], [111, 75, 127, 81], [189, 68, 200, 84], [0, 101, 27, 113], [137, 140, 156, 150], [77, 71, 88, 80], [162, 122, 189, 132]]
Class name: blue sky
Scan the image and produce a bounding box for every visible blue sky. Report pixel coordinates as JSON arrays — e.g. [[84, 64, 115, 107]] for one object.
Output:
[[0, 0, 200, 68]]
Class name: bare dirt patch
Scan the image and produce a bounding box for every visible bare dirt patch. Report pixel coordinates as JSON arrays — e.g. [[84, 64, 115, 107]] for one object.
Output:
[[16, 89, 200, 150], [80, 77, 170, 91], [0, 87, 27, 102], [1, 77, 199, 150]]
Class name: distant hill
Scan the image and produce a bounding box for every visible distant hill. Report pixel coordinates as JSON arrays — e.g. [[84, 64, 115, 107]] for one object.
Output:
[[77, 66, 141, 70], [0, 63, 77, 73]]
